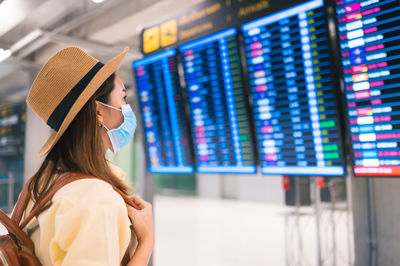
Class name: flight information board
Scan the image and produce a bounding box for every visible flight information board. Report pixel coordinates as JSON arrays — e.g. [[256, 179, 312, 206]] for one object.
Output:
[[179, 28, 257, 174], [242, 0, 345, 176], [0, 103, 26, 156], [335, 0, 400, 176], [133, 49, 194, 174]]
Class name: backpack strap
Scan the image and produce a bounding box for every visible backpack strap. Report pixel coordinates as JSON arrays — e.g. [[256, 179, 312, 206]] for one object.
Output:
[[0, 172, 138, 255], [0, 209, 36, 252], [1, 177, 39, 253], [11, 176, 34, 224], [19, 172, 139, 229]]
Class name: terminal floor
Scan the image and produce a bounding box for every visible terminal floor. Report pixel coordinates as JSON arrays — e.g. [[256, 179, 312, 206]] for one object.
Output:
[[1, 195, 353, 265], [153, 195, 287, 266]]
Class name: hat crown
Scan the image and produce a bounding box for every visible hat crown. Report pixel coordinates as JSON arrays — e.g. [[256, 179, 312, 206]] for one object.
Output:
[[27, 46, 99, 124], [25, 45, 128, 156]]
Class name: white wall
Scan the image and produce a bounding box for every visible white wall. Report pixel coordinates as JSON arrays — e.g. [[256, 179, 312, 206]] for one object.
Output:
[[23, 107, 50, 182]]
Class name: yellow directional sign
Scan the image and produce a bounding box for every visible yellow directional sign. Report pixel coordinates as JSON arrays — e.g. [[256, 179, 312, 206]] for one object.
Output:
[[143, 26, 160, 54], [161, 19, 178, 47]]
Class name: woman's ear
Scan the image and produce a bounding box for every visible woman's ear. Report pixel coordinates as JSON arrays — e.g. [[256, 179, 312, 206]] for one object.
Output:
[[96, 101, 104, 124]]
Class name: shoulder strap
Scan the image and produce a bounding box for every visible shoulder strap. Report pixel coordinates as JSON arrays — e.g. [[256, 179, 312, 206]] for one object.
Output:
[[0, 209, 35, 252], [19, 173, 139, 229], [11, 176, 33, 224], [0, 176, 37, 253]]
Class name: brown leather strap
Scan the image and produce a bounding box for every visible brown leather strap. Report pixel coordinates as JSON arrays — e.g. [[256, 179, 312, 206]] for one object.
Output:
[[0, 173, 136, 255], [20, 173, 138, 229], [11, 176, 34, 224], [0, 210, 35, 252]]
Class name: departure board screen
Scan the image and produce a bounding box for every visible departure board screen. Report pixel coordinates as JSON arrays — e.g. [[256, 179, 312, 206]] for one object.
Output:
[[179, 28, 257, 174], [335, 0, 400, 176], [133, 49, 194, 174], [242, 0, 345, 176], [0, 103, 26, 156]]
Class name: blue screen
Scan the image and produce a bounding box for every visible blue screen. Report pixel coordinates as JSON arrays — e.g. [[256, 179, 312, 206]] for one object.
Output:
[[179, 28, 257, 174], [335, 0, 400, 176], [133, 49, 194, 174], [242, 0, 345, 176]]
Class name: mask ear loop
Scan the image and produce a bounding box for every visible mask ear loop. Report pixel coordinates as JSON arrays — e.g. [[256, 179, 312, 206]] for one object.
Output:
[[96, 100, 122, 112], [96, 101, 120, 131], [102, 123, 110, 131]]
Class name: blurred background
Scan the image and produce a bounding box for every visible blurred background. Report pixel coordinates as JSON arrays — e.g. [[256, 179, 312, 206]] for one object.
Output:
[[1, 0, 400, 265]]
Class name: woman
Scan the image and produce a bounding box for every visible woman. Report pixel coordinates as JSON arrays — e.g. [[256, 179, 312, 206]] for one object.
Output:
[[22, 46, 154, 265]]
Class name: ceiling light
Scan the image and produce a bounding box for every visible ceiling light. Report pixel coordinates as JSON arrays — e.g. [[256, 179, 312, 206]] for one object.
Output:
[[92, 0, 105, 3], [0, 48, 11, 62]]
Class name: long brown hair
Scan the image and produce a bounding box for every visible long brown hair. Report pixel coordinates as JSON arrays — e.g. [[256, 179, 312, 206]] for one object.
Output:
[[29, 72, 131, 203]]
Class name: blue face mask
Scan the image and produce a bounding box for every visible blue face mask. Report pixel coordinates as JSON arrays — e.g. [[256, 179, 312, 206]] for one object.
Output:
[[97, 101, 137, 153]]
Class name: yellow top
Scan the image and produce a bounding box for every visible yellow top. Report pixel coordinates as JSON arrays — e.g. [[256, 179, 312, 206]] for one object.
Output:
[[22, 163, 136, 266]]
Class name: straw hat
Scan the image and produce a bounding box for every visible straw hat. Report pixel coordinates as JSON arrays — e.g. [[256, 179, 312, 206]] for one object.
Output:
[[27, 46, 129, 156]]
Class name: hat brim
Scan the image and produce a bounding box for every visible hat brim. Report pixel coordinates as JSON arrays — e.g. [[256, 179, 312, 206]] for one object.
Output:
[[39, 47, 129, 156]]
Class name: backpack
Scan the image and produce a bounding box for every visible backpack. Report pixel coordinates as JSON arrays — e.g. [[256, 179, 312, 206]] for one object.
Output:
[[0, 173, 138, 266]]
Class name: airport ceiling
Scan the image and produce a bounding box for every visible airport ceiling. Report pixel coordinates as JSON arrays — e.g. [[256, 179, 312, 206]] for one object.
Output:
[[0, 0, 204, 107]]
